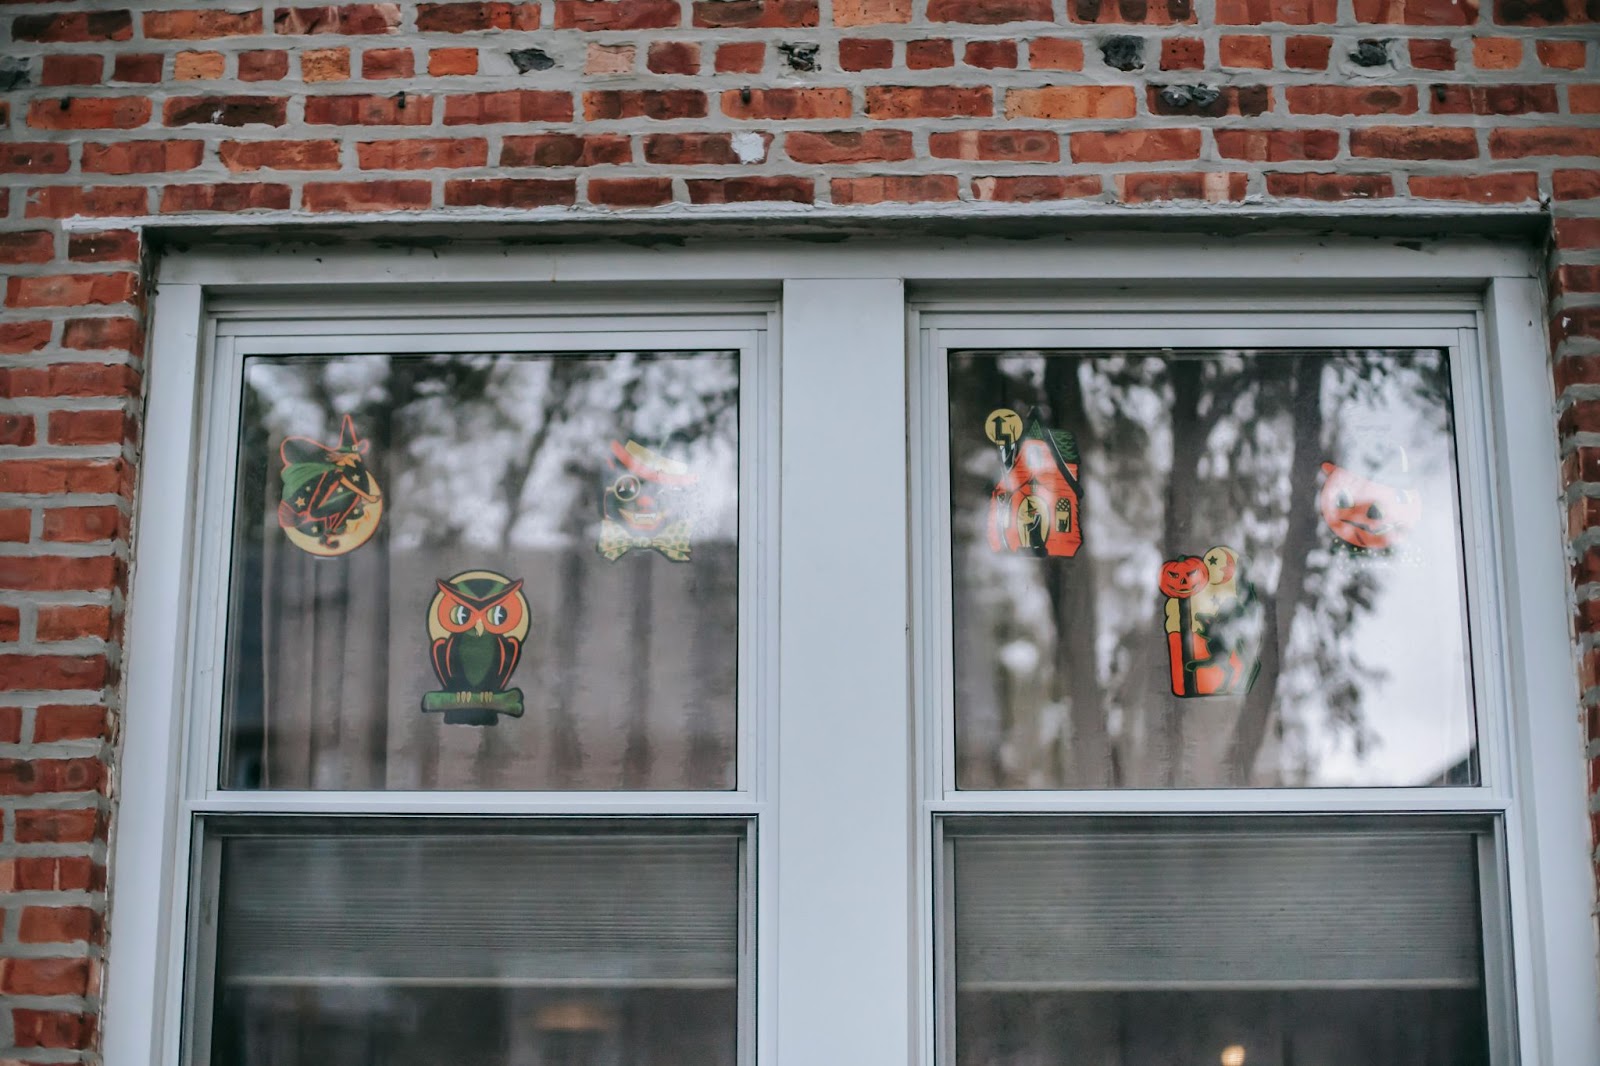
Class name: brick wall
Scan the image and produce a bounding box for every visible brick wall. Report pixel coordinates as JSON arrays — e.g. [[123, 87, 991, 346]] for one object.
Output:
[[2, 0, 1599, 1059]]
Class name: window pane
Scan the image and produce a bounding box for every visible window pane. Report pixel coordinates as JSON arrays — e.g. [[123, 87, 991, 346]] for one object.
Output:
[[201, 820, 741, 1066], [949, 822, 1491, 1066], [223, 351, 740, 790], [948, 349, 1474, 789]]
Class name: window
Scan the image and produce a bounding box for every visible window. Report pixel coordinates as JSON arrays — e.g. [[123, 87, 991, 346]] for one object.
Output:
[[112, 242, 1596, 1066]]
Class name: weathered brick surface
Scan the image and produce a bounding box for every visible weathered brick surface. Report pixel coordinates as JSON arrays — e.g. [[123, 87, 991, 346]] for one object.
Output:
[[1, 0, 1599, 1059]]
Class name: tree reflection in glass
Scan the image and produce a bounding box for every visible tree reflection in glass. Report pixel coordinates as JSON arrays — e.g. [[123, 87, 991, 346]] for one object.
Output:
[[224, 351, 740, 791], [949, 350, 1474, 789]]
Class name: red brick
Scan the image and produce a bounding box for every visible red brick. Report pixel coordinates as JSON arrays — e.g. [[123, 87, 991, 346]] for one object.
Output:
[[303, 180, 433, 211], [35, 705, 111, 742], [2, 958, 91, 997], [112, 54, 164, 83], [554, 0, 682, 29], [12, 11, 132, 42], [1160, 37, 1206, 68], [0, 554, 120, 591], [1216, 0, 1337, 18], [15, 808, 105, 845], [0, 323, 52, 355], [1409, 172, 1541, 200], [907, 38, 956, 68], [274, 4, 404, 33], [715, 42, 767, 71], [1216, 128, 1341, 160], [37, 605, 115, 643], [1069, 0, 1198, 22], [1555, 169, 1600, 200], [358, 138, 488, 169], [175, 50, 227, 79], [648, 41, 701, 73], [0, 231, 56, 263], [585, 90, 707, 121], [416, 2, 542, 30], [219, 139, 342, 171], [2, 362, 139, 404], [27, 97, 151, 131], [19, 907, 101, 945], [1474, 36, 1524, 66], [929, 0, 1052, 20], [692, 0, 821, 26], [1032, 37, 1086, 69], [63, 318, 140, 353], [1221, 34, 1274, 66], [164, 95, 288, 127], [303, 45, 351, 82], [589, 177, 675, 207], [832, 174, 960, 203], [81, 139, 205, 175], [6, 275, 138, 310], [1117, 171, 1248, 201], [443, 178, 578, 208], [1266, 171, 1397, 198], [430, 47, 480, 75], [305, 93, 434, 125], [239, 50, 291, 80], [41, 55, 104, 87], [644, 132, 766, 164], [43, 507, 124, 544], [443, 90, 572, 124], [1494, 0, 1596, 24], [1430, 82, 1558, 112], [1538, 39, 1586, 67], [1491, 126, 1600, 156], [1573, 85, 1600, 112], [784, 129, 914, 163], [12, 1008, 95, 1049], [1351, 125, 1479, 158], [362, 47, 415, 78], [0, 706, 20, 741], [726, 87, 855, 119], [930, 129, 1059, 161], [1353, 0, 1479, 22], [686, 176, 815, 203], [1410, 37, 1458, 68], [0, 460, 124, 495], [164, 181, 293, 212], [1561, 308, 1600, 345], [501, 134, 632, 166], [1072, 128, 1202, 162], [0, 607, 18, 642], [1561, 358, 1600, 393], [1558, 218, 1600, 248], [841, 38, 895, 70], [69, 231, 138, 265], [834, 0, 912, 22], [965, 39, 1020, 67], [47, 409, 127, 446], [973, 174, 1103, 200], [0, 417, 36, 447], [0, 656, 110, 692], [0, 511, 29, 544], [1287, 85, 1420, 113], [144, 8, 263, 38], [1005, 85, 1133, 118]]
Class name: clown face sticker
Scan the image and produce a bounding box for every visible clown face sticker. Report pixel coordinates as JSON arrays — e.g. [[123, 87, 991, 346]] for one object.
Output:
[[1161, 545, 1261, 698], [276, 414, 383, 557], [985, 408, 1083, 558], [1318, 461, 1422, 553], [423, 570, 530, 725], [597, 439, 698, 563]]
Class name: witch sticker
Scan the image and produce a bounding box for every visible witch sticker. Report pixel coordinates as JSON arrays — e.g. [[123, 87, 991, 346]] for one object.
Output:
[[276, 414, 383, 557], [1160, 545, 1262, 698], [597, 439, 697, 563], [422, 569, 530, 725], [985, 408, 1083, 558]]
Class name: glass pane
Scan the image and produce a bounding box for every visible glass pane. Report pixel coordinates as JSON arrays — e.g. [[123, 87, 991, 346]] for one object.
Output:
[[950, 822, 1491, 1066], [223, 351, 740, 790], [948, 349, 1474, 789], [202, 820, 741, 1066]]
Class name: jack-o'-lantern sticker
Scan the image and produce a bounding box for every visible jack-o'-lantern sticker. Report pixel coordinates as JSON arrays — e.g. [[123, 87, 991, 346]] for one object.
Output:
[[985, 407, 1083, 559], [1318, 461, 1421, 553], [1160, 545, 1262, 699], [276, 414, 383, 557]]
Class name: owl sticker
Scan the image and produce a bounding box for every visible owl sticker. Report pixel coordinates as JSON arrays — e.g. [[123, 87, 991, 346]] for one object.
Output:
[[1160, 545, 1262, 698], [276, 414, 383, 557], [597, 439, 698, 563], [422, 570, 530, 726]]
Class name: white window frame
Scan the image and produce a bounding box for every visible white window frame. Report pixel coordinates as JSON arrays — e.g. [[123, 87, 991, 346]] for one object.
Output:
[[110, 237, 1597, 1066]]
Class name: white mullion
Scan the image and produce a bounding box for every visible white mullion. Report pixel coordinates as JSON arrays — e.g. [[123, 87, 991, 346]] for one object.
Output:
[[184, 792, 762, 816], [927, 789, 1511, 815]]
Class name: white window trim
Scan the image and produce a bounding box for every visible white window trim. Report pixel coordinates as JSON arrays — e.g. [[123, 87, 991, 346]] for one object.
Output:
[[112, 236, 1595, 1066]]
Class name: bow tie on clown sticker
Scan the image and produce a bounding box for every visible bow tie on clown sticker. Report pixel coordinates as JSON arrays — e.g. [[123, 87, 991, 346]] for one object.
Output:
[[596, 439, 699, 564]]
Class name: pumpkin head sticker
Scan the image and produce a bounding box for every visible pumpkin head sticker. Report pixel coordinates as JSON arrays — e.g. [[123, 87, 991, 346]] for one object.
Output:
[[1161, 545, 1262, 698], [986, 408, 1083, 558], [423, 569, 530, 725], [1318, 461, 1421, 553], [276, 414, 383, 557], [597, 440, 698, 563]]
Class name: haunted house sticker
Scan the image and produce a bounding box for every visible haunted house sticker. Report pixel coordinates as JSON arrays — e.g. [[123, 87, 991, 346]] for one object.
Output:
[[985, 408, 1083, 558]]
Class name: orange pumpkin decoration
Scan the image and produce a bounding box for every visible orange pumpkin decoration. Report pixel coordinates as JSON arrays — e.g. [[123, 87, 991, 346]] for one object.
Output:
[[1317, 462, 1421, 551], [1158, 556, 1208, 599]]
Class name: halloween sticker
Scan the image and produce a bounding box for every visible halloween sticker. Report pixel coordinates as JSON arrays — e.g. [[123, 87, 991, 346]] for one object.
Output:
[[1160, 545, 1262, 698], [1318, 459, 1421, 555], [423, 569, 530, 726], [985, 407, 1083, 558], [276, 414, 383, 557], [597, 439, 698, 563]]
